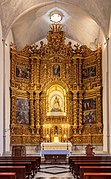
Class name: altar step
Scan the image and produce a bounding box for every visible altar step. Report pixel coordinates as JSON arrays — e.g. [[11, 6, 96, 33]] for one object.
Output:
[[41, 161, 68, 165], [41, 159, 68, 165]]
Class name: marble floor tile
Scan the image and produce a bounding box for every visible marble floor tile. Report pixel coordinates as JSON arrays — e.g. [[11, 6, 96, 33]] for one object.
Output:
[[34, 165, 74, 179]]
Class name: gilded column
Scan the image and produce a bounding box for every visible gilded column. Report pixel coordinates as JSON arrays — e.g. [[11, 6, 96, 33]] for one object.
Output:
[[29, 91, 34, 132], [73, 91, 78, 134], [76, 58, 79, 88], [78, 91, 83, 134], [78, 58, 82, 90], [72, 57, 77, 90], [35, 91, 40, 134], [66, 92, 70, 119], [68, 92, 73, 124], [11, 88, 16, 127], [96, 48, 102, 86], [66, 63, 69, 80], [11, 51, 16, 87], [30, 59, 34, 89], [41, 92, 46, 124], [96, 87, 102, 133], [44, 63, 47, 80], [36, 58, 40, 88]]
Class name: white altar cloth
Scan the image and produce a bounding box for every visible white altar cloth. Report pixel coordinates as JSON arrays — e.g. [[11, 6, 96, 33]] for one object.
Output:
[[41, 142, 72, 152]]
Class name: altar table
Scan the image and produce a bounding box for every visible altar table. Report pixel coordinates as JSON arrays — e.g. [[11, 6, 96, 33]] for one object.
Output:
[[41, 142, 72, 152]]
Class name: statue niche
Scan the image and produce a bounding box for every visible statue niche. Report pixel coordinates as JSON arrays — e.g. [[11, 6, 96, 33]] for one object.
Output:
[[46, 84, 66, 116], [51, 96, 62, 112]]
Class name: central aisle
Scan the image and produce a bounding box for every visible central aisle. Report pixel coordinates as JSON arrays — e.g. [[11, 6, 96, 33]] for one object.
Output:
[[34, 165, 74, 179]]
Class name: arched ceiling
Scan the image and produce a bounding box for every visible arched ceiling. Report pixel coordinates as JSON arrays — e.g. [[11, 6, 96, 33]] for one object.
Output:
[[0, 0, 110, 50]]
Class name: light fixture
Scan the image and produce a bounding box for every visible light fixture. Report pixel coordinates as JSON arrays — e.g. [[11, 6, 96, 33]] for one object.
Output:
[[49, 10, 63, 23], [50, 13, 62, 23]]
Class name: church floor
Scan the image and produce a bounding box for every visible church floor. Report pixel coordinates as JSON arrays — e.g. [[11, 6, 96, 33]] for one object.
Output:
[[34, 165, 74, 179]]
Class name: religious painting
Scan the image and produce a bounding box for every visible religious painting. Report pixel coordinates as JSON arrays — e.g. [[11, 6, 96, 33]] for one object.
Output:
[[52, 64, 60, 77], [16, 98, 29, 124], [16, 111, 29, 124], [83, 110, 96, 124], [16, 66, 30, 79], [82, 66, 96, 79], [16, 98, 29, 111], [83, 98, 96, 111]]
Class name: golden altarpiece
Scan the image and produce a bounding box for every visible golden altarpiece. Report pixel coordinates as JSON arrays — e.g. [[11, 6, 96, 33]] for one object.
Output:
[[10, 24, 103, 147]]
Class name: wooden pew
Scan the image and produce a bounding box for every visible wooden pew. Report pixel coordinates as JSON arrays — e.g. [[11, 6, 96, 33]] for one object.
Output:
[[69, 155, 111, 168], [69, 156, 101, 171], [80, 166, 111, 179], [0, 162, 31, 179], [73, 161, 111, 178], [69, 156, 111, 175], [84, 172, 111, 179], [0, 156, 39, 177], [0, 156, 41, 172], [0, 172, 16, 179], [69, 155, 111, 169], [0, 166, 25, 179]]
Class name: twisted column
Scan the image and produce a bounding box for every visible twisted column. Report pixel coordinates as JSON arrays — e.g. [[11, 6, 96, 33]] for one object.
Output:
[[78, 91, 83, 134], [73, 91, 78, 134], [29, 91, 34, 131], [35, 91, 40, 133]]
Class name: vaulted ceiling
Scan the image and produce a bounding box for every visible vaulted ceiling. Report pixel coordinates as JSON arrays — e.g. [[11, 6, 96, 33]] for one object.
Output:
[[0, 0, 110, 50]]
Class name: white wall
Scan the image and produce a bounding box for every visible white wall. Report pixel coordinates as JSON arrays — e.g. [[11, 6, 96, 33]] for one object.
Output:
[[108, 14, 111, 153], [0, 20, 3, 155], [102, 14, 111, 153], [102, 39, 108, 152], [5, 30, 14, 153]]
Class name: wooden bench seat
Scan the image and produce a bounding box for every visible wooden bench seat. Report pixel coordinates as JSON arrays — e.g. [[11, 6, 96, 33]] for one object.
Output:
[[84, 172, 111, 179], [0, 172, 16, 179], [0, 166, 25, 179], [80, 166, 111, 179]]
